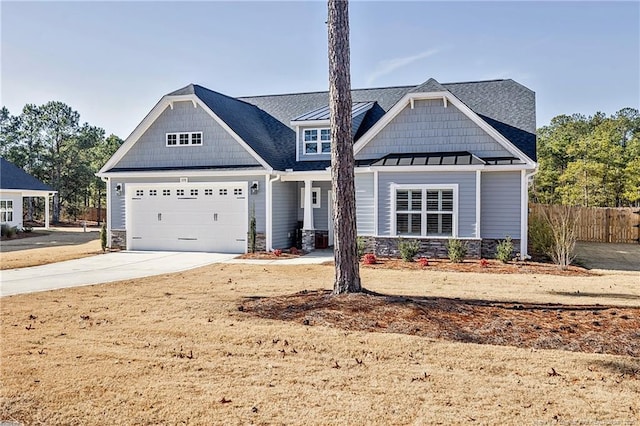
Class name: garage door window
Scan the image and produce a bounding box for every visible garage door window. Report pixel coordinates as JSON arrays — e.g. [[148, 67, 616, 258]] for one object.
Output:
[[219, 189, 227, 195], [205, 189, 213, 195], [163, 189, 170, 196], [190, 189, 198, 196]]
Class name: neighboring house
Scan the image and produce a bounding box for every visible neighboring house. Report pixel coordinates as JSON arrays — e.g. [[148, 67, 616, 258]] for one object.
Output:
[[98, 77, 537, 259], [0, 158, 56, 229]]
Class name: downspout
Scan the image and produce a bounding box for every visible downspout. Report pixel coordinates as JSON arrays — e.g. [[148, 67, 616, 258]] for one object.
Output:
[[266, 174, 281, 251], [520, 168, 538, 260]]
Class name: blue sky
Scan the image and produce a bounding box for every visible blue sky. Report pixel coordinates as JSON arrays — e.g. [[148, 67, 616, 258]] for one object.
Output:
[[2, 1, 639, 139]]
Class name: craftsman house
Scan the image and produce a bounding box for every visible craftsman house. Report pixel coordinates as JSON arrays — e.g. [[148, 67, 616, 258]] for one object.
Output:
[[98, 78, 537, 259]]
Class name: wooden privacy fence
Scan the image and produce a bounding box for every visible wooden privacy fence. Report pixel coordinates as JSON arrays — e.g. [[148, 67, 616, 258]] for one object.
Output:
[[79, 207, 107, 223], [529, 204, 640, 244]]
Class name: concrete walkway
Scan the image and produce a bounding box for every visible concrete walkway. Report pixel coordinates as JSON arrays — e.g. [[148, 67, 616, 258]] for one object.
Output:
[[0, 251, 236, 297]]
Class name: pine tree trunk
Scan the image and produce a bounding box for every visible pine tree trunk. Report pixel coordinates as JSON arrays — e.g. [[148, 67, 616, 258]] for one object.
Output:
[[328, 0, 361, 294]]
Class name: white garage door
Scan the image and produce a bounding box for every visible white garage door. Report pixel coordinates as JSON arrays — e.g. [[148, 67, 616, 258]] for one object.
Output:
[[126, 182, 247, 253]]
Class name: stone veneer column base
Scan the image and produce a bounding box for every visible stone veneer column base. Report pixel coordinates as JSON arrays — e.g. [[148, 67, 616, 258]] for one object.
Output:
[[302, 230, 315, 252], [247, 233, 266, 252], [110, 230, 126, 250]]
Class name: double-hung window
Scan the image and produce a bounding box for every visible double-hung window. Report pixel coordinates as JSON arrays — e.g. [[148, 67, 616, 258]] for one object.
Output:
[[0, 200, 13, 223], [394, 186, 456, 237], [303, 128, 331, 154]]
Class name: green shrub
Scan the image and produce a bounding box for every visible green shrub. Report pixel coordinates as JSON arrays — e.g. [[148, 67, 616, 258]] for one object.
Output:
[[528, 214, 554, 259], [249, 205, 257, 253], [447, 239, 467, 263], [495, 236, 514, 263], [398, 238, 420, 262], [100, 223, 107, 252], [1, 224, 17, 238], [356, 236, 366, 259]]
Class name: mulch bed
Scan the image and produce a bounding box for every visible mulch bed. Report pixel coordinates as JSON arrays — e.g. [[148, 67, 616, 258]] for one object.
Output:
[[363, 258, 596, 276], [238, 251, 304, 260], [242, 290, 640, 357]]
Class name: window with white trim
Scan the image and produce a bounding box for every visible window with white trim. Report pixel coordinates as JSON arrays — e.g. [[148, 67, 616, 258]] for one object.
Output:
[[394, 187, 455, 237], [300, 187, 321, 208], [0, 200, 13, 222], [303, 128, 331, 154], [166, 132, 203, 147]]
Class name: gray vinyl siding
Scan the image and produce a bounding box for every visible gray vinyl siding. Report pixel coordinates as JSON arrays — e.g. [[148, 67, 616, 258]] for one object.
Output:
[[377, 171, 477, 238], [297, 126, 331, 161], [356, 99, 512, 160], [355, 173, 375, 235], [271, 180, 298, 249], [109, 175, 266, 232], [481, 171, 521, 238], [297, 181, 332, 230], [114, 101, 261, 169]]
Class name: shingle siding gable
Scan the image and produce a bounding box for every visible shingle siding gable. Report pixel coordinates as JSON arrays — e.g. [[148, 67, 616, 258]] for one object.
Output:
[[113, 101, 261, 169]]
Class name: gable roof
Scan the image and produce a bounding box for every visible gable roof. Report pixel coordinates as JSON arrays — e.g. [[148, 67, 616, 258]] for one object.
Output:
[[101, 77, 536, 174], [0, 158, 54, 192]]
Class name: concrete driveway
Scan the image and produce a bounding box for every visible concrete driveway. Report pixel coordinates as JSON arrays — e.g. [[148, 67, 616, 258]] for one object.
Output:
[[0, 251, 235, 297], [574, 242, 640, 272], [0, 227, 98, 253]]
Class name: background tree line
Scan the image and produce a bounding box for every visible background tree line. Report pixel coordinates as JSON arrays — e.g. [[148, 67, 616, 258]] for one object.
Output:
[[531, 108, 640, 207], [0, 102, 122, 223]]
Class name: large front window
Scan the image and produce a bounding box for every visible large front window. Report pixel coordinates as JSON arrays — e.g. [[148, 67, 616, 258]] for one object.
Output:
[[303, 128, 331, 154], [395, 187, 455, 237], [0, 200, 14, 223]]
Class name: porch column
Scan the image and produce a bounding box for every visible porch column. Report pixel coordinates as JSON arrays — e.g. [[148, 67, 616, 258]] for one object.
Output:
[[302, 179, 315, 252], [303, 179, 314, 230], [45, 193, 50, 229]]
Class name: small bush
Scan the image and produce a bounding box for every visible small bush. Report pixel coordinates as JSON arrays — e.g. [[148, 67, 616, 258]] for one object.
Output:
[[273, 249, 282, 257], [529, 214, 554, 259], [1, 224, 17, 238], [418, 257, 429, 267], [100, 224, 107, 252], [479, 258, 489, 268], [362, 253, 377, 265], [447, 239, 467, 263], [356, 236, 366, 259], [495, 236, 514, 263], [398, 238, 420, 262]]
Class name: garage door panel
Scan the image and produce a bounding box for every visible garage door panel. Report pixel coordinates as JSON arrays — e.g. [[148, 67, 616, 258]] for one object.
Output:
[[127, 183, 247, 253]]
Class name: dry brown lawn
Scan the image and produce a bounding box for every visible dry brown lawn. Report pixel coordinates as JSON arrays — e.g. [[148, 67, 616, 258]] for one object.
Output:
[[0, 240, 102, 270], [1, 263, 639, 425]]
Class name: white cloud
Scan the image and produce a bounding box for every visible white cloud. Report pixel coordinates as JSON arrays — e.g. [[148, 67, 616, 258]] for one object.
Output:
[[366, 49, 440, 85]]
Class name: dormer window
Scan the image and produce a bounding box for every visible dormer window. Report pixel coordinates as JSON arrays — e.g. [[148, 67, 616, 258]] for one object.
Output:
[[166, 132, 203, 147], [304, 128, 331, 154]]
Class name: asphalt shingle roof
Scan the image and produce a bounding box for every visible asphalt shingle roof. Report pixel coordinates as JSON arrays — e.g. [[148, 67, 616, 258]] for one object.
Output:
[[0, 158, 53, 192], [166, 78, 536, 171]]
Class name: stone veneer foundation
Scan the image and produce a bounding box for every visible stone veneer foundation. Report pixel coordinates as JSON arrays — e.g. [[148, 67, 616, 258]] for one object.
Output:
[[358, 236, 521, 260], [110, 230, 126, 250]]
